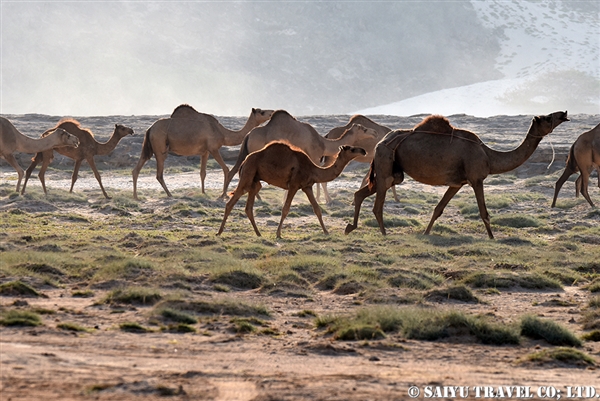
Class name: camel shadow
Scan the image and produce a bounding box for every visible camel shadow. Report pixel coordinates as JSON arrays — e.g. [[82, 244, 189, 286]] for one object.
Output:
[[418, 234, 476, 247]]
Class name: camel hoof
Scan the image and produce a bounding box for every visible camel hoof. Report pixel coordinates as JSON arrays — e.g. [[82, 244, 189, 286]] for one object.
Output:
[[344, 224, 356, 235]]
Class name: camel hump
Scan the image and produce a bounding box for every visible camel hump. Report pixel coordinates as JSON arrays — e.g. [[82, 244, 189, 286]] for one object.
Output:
[[414, 115, 454, 134], [269, 110, 296, 123], [171, 104, 198, 117]]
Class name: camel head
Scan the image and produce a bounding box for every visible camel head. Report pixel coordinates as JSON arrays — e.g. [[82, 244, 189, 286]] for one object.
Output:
[[345, 124, 378, 141], [252, 108, 275, 125], [532, 110, 570, 137], [57, 128, 79, 148], [115, 124, 134, 138], [338, 145, 367, 160]]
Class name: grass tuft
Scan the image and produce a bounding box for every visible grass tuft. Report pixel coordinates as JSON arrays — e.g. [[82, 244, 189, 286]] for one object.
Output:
[[520, 315, 582, 347], [100, 287, 163, 306], [0, 281, 45, 297], [519, 347, 595, 366], [0, 310, 43, 326]]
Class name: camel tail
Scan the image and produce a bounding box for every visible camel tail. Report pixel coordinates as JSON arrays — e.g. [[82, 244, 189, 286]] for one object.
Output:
[[367, 160, 376, 190], [565, 143, 578, 173], [140, 127, 155, 160]]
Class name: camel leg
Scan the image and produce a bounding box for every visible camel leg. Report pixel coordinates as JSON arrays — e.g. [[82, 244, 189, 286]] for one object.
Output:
[[551, 165, 576, 207], [471, 181, 494, 239], [424, 186, 462, 236], [69, 160, 83, 193], [21, 153, 43, 195], [372, 181, 390, 235], [391, 186, 399, 202], [575, 175, 582, 198], [210, 150, 230, 200], [303, 186, 329, 235], [579, 170, 595, 207], [4, 154, 24, 193], [345, 184, 376, 234], [154, 152, 172, 197], [37, 155, 53, 195], [86, 156, 110, 199], [199, 152, 208, 194], [217, 185, 248, 236], [277, 188, 299, 238], [131, 154, 150, 200], [320, 182, 333, 205], [245, 181, 263, 236]]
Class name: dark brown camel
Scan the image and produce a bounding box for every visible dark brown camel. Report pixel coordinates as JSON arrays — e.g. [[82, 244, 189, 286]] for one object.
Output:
[[21, 119, 133, 198], [551, 122, 599, 208], [217, 143, 366, 238], [345, 111, 570, 239]]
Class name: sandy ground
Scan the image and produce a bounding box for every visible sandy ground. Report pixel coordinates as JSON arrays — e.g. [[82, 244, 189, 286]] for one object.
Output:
[[1, 112, 600, 400]]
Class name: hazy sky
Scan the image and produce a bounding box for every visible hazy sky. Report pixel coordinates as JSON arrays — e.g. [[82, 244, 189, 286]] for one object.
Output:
[[1, 0, 598, 117]]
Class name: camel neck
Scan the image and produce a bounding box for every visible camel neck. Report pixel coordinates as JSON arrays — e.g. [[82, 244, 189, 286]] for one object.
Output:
[[222, 115, 257, 146], [22, 132, 59, 152], [314, 156, 352, 183], [486, 123, 544, 175], [97, 132, 124, 156]]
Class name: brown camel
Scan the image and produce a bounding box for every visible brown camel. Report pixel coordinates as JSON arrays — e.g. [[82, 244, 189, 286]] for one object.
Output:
[[131, 105, 273, 200], [552, 122, 600, 207], [345, 111, 570, 239], [21, 119, 134, 198], [217, 142, 367, 238], [0, 117, 79, 193], [317, 115, 398, 204], [223, 110, 377, 197]]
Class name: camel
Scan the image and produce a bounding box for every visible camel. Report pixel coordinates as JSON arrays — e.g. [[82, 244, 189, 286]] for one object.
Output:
[[0, 117, 79, 193], [551, 122, 600, 208], [345, 111, 570, 239], [20, 119, 134, 198], [223, 110, 377, 198], [217, 142, 367, 238], [317, 115, 398, 204], [131, 105, 273, 200]]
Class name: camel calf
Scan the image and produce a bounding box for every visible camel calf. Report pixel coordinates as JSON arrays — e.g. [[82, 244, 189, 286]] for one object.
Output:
[[551, 122, 599, 208], [218, 142, 366, 238]]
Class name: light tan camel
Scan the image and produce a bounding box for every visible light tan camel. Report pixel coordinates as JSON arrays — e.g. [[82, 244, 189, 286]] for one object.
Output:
[[217, 143, 367, 238], [223, 110, 377, 197], [132, 105, 273, 200], [552, 122, 600, 207], [317, 115, 397, 204], [21, 119, 134, 198], [0, 117, 79, 193], [345, 111, 570, 239]]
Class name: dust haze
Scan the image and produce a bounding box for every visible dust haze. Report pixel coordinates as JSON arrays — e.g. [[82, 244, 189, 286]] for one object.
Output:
[[1, 1, 598, 117]]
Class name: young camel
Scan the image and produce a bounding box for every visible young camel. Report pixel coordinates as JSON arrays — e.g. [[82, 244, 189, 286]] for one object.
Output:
[[0, 117, 79, 193], [223, 110, 377, 197], [317, 115, 397, 204], [551, 122, 599, 208], [21, 119, 134, 198], [217, 143, 367, 238], [132, 105, 273, 200], [345, 111, 570, 239]]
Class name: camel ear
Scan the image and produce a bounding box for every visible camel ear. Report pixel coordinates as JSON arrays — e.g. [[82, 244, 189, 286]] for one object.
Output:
[[252, 108, 256, 113]]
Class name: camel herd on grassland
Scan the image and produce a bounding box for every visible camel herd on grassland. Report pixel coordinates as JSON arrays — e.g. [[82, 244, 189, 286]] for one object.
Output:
[[0, 106, 598, 238]]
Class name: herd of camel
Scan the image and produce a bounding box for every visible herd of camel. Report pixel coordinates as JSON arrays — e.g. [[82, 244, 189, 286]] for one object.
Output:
[[1, 105, 598, 239]]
